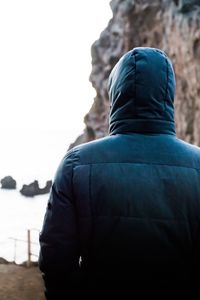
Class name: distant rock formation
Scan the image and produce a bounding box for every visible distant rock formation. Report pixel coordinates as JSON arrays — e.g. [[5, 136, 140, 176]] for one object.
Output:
[[20, 180, 52, 197], [0, 176, 16, 189], [70, 0, 200, 148], [0, 257, 10, 264]]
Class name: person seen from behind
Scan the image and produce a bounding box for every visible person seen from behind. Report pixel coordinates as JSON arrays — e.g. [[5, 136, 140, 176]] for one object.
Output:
[[39, 47, 200, 298]]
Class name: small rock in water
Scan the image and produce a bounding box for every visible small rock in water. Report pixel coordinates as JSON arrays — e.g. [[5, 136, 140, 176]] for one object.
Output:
[[0, 176, 17, 189], [20, 180, 52, 197]]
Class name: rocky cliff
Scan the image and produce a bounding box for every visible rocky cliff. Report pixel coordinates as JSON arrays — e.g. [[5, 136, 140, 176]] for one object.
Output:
[[70, 0, 200, 148]]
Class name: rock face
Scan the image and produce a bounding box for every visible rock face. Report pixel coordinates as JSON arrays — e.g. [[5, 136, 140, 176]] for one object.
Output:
[[0, 257, 9, 264], [0, 176, 16, 189], [70, 0, 200, 148], [20, 180, 52, 197]]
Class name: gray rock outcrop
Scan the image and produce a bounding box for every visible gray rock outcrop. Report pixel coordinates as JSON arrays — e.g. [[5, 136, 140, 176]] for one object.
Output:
[[0, 176, 16, 189], [20, 180, 52, 197]]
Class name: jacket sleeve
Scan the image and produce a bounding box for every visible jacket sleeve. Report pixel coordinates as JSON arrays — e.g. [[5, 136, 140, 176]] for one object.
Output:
[[39, 149, 80, 299]]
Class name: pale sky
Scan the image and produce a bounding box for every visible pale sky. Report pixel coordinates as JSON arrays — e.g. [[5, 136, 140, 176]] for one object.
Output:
[[0, 0, 112, 136]]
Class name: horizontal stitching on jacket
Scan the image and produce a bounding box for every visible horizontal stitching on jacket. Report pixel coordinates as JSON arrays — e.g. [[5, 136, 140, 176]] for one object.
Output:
[[73, 161, 200, 171], [110, 117, 175, 123], [79, 215, 198, 223]]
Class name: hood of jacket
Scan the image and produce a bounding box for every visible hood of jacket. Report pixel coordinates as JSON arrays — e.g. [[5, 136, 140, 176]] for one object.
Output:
[[108, 47, 176, 135]]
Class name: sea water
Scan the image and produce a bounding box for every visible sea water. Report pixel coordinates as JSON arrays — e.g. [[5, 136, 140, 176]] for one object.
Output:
[[0, 189, 48, 263], [0, 129, 77, 263]]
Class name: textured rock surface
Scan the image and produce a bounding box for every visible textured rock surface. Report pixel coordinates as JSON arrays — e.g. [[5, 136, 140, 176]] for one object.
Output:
[[0, 176, 16, 189], [70, 0, 200, 148], [20, 180, 52, 197]]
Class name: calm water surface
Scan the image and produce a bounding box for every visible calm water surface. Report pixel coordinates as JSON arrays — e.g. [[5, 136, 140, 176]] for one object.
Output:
[[0, 129, 74, 263]]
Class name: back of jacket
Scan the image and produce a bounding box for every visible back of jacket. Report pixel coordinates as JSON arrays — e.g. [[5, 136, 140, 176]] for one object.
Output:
[[39, 48, 200, 296], [72, 133, 200, 282]]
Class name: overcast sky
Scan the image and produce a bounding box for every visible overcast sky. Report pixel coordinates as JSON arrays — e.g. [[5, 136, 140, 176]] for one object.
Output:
[[0, 0, 112, 137]]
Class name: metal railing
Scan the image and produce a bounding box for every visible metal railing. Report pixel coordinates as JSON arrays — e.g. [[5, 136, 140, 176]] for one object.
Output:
[[8, 228, 40, 267]]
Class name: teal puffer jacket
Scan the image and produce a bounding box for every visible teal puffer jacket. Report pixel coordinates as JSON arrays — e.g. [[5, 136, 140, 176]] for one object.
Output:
[[39, 48, 200, 297]]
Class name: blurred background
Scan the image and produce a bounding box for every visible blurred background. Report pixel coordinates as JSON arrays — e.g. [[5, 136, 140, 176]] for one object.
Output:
[[0, 0, 200, 299], [0, 0, 111, 263], [0, 1, 111, 299]]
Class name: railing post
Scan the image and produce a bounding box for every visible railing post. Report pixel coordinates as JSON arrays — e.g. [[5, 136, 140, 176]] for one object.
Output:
[[27, 229, 31, 267], [14, 239, 17, 263]]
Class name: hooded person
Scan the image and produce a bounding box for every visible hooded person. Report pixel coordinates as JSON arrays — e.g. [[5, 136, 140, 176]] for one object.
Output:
[[39, 47, 200, 298]]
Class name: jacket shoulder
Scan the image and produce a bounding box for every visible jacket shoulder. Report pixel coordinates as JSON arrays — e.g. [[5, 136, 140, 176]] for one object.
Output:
[[176, 138, 200, 156], [174, 138, 200, 168], [70, 136, 116, 165]]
